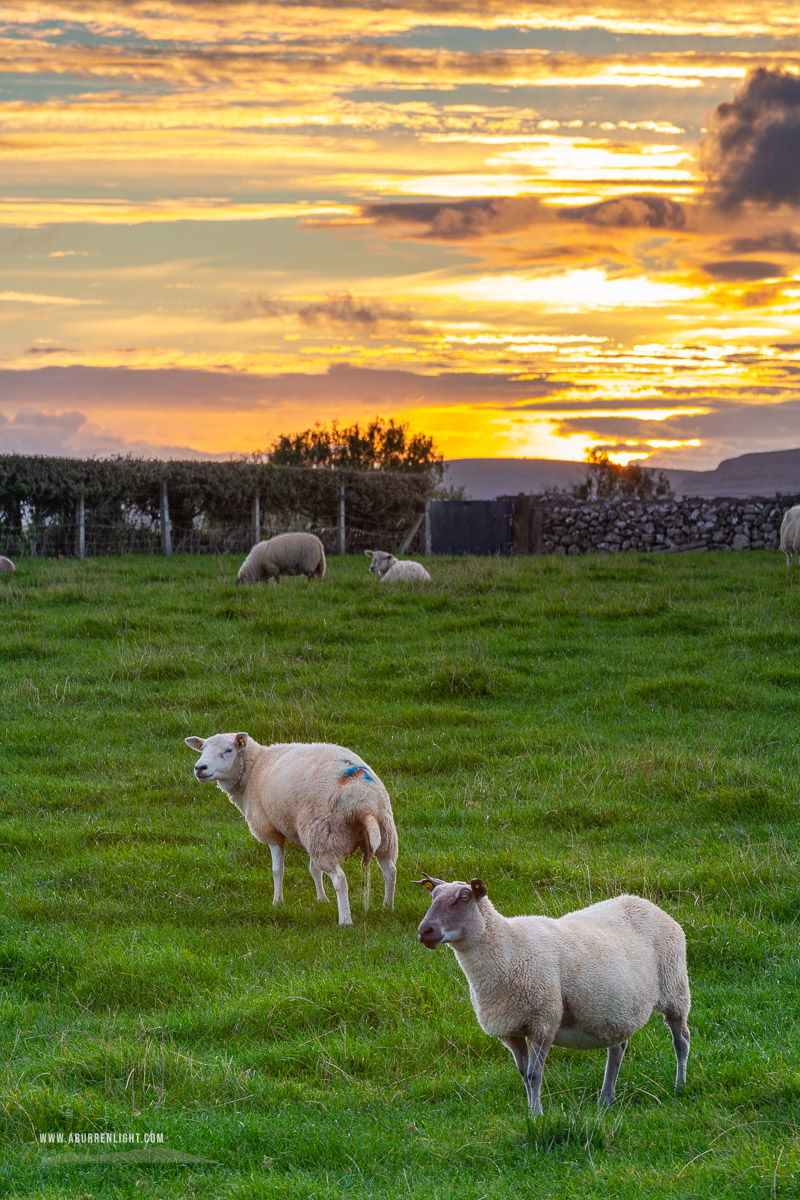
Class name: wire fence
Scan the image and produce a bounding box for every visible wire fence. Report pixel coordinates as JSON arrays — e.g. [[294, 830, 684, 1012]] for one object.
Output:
[[0, 504, 427, 560], [0, 456, 433, 560]]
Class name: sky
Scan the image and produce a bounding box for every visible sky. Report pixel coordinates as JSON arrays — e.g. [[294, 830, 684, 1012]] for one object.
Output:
[[3, 2, 800, 468]]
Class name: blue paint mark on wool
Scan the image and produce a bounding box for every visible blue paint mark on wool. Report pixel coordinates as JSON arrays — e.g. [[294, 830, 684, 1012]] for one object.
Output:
[[340, 760, 374, 783]]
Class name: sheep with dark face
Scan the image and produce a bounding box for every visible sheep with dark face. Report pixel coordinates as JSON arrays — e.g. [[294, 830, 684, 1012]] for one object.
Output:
[[185, 732, 397, 926], [416, 874, 690, 1114], [237, 533, 326, 584]]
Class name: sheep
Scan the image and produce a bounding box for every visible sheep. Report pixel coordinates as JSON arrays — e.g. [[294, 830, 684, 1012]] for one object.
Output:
[[780, 505, 800, 567], [185, 732, 398, 926], [0, 556, 14, 572], [415, 874, 690, 1114], [364, 549, 431, 582], [237, 533, 326, 585]]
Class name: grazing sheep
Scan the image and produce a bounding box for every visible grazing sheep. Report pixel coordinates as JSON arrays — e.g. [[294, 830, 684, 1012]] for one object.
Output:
[[0, 556, 14, 573], [364, 549, 431, 582], [416, 874, 690, 1114], [780, 505, 800, 567], [237, 533, 326, 585], [185, 732, 398, 926]]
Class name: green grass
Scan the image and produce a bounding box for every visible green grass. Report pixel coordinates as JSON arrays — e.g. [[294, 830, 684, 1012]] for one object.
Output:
[[2, 550, 800, 1198]]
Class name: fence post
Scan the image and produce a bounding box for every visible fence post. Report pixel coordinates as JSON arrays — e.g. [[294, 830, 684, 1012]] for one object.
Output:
[[338, 484, 346, 555], [424, 499, 431, 555], [75, 489, 85, 559], [251, 493, 261, 547], [160, 480, 172, 556]]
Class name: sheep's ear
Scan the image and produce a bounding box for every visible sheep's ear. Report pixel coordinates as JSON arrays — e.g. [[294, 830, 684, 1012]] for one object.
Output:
[[470, 878, 488, 899], [412, 872, 446, 891], [234, 732, 249, 748], [185, 736, 204, 751], [364, 550, 374, 558]]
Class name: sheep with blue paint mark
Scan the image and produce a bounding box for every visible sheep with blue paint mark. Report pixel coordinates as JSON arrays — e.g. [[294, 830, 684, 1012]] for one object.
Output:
[[185, 732, 398, 925]]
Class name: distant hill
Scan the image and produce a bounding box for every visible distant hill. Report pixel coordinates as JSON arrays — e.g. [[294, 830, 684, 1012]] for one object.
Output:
[[442, 449, 800, 501]]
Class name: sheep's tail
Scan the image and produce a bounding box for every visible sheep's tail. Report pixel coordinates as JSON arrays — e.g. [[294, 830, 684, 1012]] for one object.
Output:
[[348, 810, 380, 867], [359, 812, 382, 914]]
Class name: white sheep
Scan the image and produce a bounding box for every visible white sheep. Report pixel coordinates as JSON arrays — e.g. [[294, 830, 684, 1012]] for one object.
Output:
[[364, 549, 431, 582], [779, 505, 800, 567], [416, 874, 690, 1113], [0, 556, 15, 573], [185, 732, 398, 926], [237, 533, 326, 584]]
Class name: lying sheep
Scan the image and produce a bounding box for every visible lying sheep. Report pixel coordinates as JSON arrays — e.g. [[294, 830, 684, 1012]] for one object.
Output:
[[185, 732, 398, 926], [780, 505, 800, 567], [416, 874, 690, 1114], [237, 533, 326, 584], [364, 549, 431, 582], [0, 556, 14, 572]]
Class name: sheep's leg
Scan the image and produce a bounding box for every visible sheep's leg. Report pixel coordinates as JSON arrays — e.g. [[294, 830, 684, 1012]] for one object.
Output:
[[599, 1040, 627, 1106], [378, 857, 397, 908], [309, 858, 329, 902], [269, 843, 285, 905], [327, 864, 353, 927], [666, 1017, 690, 1090], [524, 1039, 551, 1115], [500, 1036, 533, 1107]]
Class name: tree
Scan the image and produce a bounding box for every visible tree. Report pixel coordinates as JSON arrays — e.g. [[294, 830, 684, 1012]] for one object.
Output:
[[267, 417, 444, 475], [571, 448, 672, 501]]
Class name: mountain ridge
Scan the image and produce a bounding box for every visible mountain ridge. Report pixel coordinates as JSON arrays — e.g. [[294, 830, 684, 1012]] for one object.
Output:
[[442, 449, 800, 501]]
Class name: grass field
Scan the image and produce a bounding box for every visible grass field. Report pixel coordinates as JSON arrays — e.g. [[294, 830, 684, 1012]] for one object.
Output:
[[1, 550, 799, 1199]]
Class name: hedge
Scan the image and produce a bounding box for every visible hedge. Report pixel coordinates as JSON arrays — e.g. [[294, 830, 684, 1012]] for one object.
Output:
[[0, 455, 436, 557]]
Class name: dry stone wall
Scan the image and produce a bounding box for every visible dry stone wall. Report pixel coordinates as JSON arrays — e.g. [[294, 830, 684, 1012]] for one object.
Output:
[[537, 495, 800, 557]]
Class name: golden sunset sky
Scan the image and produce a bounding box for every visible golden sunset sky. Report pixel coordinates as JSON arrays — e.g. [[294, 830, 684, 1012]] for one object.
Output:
[[3, 0, 800, 467]]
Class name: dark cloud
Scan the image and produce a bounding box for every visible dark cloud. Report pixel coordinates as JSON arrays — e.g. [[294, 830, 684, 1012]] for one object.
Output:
[[701, 67, 800, 210], [360, 197, 547, 241], [359, 192, 687, 248], [297, 293, 415, 331], [220, 295, 287, 322], [0, 363, 578, 416], [220, 292, 415, 331], [722, 231, 800, 255], [701, 259, 784, 281], [550, 396, 800, 460], [0, 404, 217, 459], [560, 194, 686, 230]]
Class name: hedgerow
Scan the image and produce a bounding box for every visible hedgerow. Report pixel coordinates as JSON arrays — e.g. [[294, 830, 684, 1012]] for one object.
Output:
[[0, 455, 436, 557]]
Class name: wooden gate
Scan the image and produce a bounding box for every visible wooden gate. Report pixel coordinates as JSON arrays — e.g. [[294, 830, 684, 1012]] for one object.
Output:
[[428, 498, 515, 555]]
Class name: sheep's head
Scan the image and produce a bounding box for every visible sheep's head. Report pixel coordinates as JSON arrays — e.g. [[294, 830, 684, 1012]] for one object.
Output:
[[364, 549, 395, 576], [415, 876, 488, 949], [185, 732, 249, 783]]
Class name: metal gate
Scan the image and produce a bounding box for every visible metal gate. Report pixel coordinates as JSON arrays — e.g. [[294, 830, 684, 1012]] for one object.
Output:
[[428, 498, 515, 556]]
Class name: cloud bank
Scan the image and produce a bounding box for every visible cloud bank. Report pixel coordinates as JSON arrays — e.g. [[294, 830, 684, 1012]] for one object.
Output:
[[702, 67, 800, 211]]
